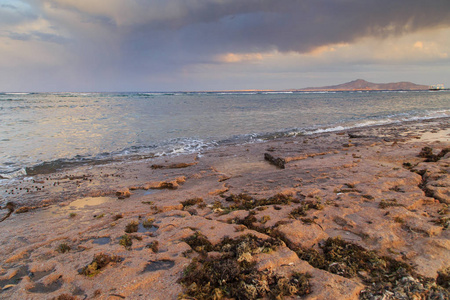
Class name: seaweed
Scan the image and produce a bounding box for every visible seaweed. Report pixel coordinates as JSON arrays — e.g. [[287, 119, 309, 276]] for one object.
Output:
[[389, 186, 405, 193], [181, 197, 204, 208], [296, 237, 450, 299], [183, 232, 214, 254], [79, 253, 122, 277], [419, 147, 435, 160], [142, 218, 155, 228], [260, 215, 271, 224], [56, 243, 71, 254], [403, 162, 413, 169], [361, 194, 375, 201], [419, 147, 450, 162], [119, 234, 133, 250], [113, 213, 123, 221], [438, 205, 449, 215], [146, 241, 159, 253], [289, 200, 324, 219], [393, 216, 405, 224], [220, 193, 295, 213], [379, 199, 405, 209], [124, 221, 139, 233], [433, 216, 449, 229], [179, 234, 310, 300], [437, 267, 450, 289], [235, 211, 258, 229]]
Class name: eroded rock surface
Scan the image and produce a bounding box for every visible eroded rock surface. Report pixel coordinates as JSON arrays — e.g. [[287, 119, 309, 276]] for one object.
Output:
[[0, 119, 449, 299]]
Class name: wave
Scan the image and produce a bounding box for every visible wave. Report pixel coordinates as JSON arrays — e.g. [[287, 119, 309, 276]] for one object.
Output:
[[216, 109, 450, 144], [217, 92, 258, 95], [2, 106, 449, 179], [261, 91, 293, 95], [0, 137, 214, 178], [3, 92, 33, 95]]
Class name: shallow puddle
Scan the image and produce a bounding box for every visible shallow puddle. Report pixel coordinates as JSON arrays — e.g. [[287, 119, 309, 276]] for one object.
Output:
[[142, 260, 175, 272], [131, 189, 158, 197], [30, 269, 54, 282], [92, 237, 111, 245], [43, 196, 115, 217], [28, 279, 62, 293], [67, 196, 114, 209], [0, 266, 29, 292], [137, 224, 158, 233]]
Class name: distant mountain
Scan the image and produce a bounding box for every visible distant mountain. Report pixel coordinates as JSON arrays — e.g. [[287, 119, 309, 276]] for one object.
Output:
[[293, 79, 429, 91]]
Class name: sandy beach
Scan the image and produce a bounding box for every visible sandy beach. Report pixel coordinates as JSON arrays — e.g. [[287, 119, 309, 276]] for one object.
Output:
[[1, 118, 449, 299]]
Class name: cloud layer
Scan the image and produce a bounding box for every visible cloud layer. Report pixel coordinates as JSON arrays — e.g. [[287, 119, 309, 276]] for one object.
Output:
[[1, 0, 450, 90]]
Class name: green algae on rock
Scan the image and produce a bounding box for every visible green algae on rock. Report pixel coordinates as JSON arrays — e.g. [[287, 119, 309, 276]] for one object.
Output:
[[79, 253, 122, 277]]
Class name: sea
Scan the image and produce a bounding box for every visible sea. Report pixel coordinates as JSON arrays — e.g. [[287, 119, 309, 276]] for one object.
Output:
[[1, 90, 449, 179]]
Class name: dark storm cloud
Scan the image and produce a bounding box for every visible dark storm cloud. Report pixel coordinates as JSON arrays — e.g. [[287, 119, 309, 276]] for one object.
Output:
[[40, 1, 450, 52], [3, 0, 450, 91], [90, 0, 447, 72], [18, 0, 450, 57]]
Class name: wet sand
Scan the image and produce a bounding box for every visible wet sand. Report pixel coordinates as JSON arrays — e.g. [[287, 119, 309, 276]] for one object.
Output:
[[0, 118, 449, 299]]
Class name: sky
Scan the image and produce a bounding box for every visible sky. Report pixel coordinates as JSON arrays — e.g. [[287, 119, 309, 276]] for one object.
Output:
[[1, 0, 450, 92]]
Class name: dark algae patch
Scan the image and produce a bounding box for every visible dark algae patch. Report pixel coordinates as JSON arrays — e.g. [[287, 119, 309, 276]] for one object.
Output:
[[296, 237, 450, 299], [433, 216, 449, 229], [289, 200, 324, 219], [418, 146, 450, 162], [119, 234, 133, 250], [56, 243, 71, 253], [145, 241, 159, 253], [79, 253, 122, 277], [183, 231, 213, 254], [124, 221, 139, 233], [437, 267, 450, 289], [179, 234, 312, 300], [181, 197, 204, 208], [225, 193, 295, 211], [213, 193, 297, 215], [379, 199, 405, 209], [139, 218, 158, 232], [118, 234, 142, 250]]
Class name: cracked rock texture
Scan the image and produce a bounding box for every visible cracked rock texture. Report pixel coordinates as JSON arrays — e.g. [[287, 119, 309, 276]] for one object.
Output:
[[0, 119, 449, 299]]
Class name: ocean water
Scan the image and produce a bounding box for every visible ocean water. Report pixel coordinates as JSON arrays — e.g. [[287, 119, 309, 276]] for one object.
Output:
[[1, 90, 449, 178]]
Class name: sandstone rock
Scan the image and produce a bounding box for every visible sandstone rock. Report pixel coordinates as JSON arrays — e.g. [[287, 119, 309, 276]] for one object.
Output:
[[306, 269, 363, 300], [278, 220, 328, 249], [256, 246, 301, 271], [428, 186, 450, 204]]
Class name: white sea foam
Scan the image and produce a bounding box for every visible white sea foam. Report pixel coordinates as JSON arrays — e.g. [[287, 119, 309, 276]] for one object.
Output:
[[4, 92, 31, 95], [261, 91, 293, 94]]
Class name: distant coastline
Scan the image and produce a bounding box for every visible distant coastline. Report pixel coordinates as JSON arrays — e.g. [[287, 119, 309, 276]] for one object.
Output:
[[186, 79, 434, 93], [290, 79, 430, 92]]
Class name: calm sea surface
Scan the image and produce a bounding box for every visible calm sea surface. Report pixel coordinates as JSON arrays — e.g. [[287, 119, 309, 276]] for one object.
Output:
[[1, 91, 449, 178]]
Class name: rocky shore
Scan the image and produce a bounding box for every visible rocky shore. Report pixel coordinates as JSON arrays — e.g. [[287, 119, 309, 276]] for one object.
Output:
[[0, 118, 449, 299]]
